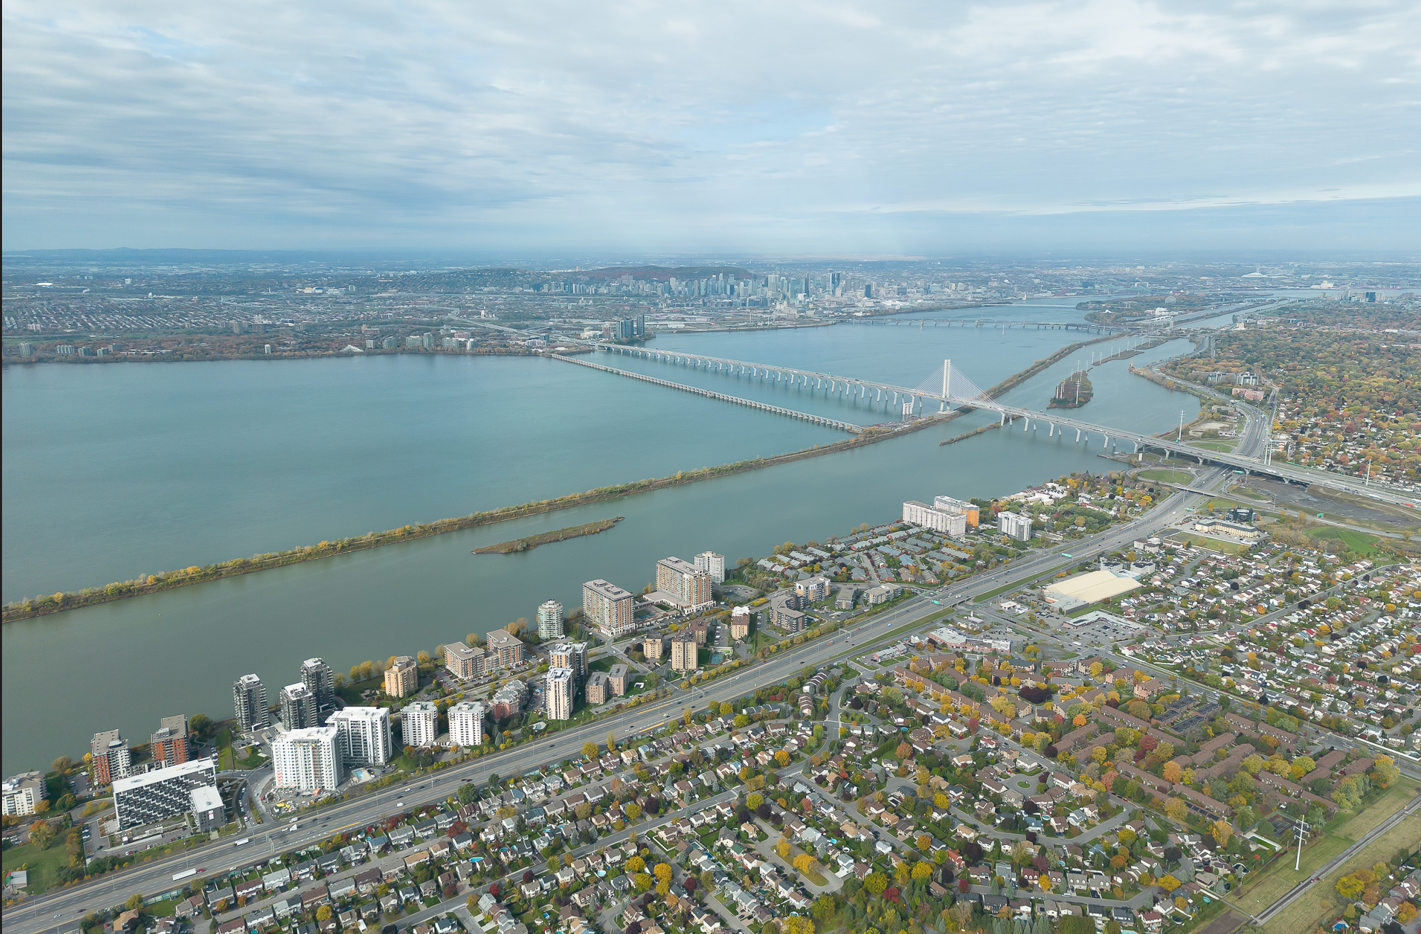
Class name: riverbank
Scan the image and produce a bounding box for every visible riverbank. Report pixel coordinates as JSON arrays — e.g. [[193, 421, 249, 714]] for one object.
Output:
[[473, 517, 623, 554], [940, 423, 1001, 446]]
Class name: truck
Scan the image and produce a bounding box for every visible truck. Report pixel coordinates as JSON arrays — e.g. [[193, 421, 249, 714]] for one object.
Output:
[[173, 868, 198, 881], [234, 838, 250, 848]]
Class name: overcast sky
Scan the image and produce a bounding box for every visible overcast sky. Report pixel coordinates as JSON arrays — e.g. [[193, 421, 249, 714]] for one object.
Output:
[[3, 0, 1419, 255]]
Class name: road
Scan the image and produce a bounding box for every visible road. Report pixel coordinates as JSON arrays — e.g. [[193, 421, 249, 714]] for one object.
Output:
[[1, 400, 1272, 933]]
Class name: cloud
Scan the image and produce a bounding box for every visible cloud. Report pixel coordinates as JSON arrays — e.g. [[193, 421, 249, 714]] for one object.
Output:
[[3, 0, 1419, 252]]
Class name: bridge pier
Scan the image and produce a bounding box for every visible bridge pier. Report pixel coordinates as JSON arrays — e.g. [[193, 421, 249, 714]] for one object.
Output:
[[1075, 428, 1082, 442]]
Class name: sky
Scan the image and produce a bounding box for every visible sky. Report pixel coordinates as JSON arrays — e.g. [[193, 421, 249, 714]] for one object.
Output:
[[3, 0, 1420, 256]]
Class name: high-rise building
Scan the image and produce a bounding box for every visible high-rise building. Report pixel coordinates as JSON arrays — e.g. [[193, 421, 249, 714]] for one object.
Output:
[[300, 658, 335, 708], [997, 511, 1033, 542], [90, 729, 131, 786], [149, 715, 190, 766], [656, 557, 713, 612], [384, 656, 418, 698], [670, 635, 699, 672], [902, 501, 967, 537], [546, 668, 576, 721], [279, 683, 318, 730], [795, 576, 832, 603], [583, 579, 634, 640], [447, 701, 487, 748], [112, 758, 219, 830], [233, 674, 270, 732], [643, 636, 664, 661], [932, 495, 981, 527], [444, 642, 484, 681], [401, 701, 440, 748], [328, 707, 393, 768], [607, 664, 629, 697], [272, 727, 342, 792], [1, 772, 44, 816], [549, 642, 589, 683], [537, 600, 565, 641], [694, 551, 726, 584], [485, 630, 524, 670]]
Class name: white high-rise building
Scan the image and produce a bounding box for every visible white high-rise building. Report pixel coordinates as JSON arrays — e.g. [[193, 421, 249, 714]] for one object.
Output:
[[537, 600, 564, 641], [328, 707, 393, 767], [546, 668, 576, 721], [402, 701, 439, 748], [300, 658, 335, 707], [447, 701, 487, 748], [998, 511, 1033, 542], [272, 727, 341, 792], [902, 501, 967, 537], [232, 674, 270, 732], [694, 551, 726, 584]]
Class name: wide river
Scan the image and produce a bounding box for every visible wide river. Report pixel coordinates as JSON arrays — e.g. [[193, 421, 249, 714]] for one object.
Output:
[[1, 297, 1200, 772]]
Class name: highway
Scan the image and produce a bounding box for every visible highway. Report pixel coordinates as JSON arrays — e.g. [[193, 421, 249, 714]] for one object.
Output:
[[1, 392, 1273, 933]]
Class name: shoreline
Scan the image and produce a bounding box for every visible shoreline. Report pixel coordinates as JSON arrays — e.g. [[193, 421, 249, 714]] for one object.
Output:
[[473, 517, 623, 554], [2, 328, 1119, 623]]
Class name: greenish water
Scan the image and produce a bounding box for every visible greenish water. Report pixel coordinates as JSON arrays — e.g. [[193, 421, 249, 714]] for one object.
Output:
[[0, 299, 1199, 773]]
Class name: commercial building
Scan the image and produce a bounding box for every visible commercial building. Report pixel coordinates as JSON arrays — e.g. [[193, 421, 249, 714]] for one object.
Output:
[[90, 729, 131, 786], [549, 642, 589, 682], [149, 715, 190, 767], [695, 552, 726, 584], [447, 701, 487, 748], [112, 758, 218, 830], [607, 664, 629, 696], [300, 658, 335, 708], [585, 672, 611, 705], [384, 656, 418, 698], [643, 635, 664, 660], [902, 501, 967, 537], [491, 680, 528, 719], [1191, 518, 1265, 544], [328, 707, 393, 768], [272, 727, 342, 793], [730, 606, 751, 640], [485, 630, 525, 671], [583, 579, 634, 639], [444, 642, 485, 681], [233, 674, 270, 732], [998, 511, 1033, 542], [401, 701, 440, 748], [1042, 569, 1142, 612], [670, 635, 699, 672], [933, 496, 981, 527], [537, 600, 565, 641], [279, 683, 318, 730], [655, 557, 713, 612], [1, 772, 43, 816], [546, 668, 576, 721]]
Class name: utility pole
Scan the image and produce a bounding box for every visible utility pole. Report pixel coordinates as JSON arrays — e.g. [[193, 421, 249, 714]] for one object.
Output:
[[1294, 816, 1309, 870], [1177, 409, 1185, 442]]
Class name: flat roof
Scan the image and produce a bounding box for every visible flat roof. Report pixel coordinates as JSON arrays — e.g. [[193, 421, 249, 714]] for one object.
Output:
[[1044, 569, 1141, 606]]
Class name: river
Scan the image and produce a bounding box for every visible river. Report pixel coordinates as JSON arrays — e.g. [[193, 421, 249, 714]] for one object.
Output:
[[0, 296, 1201, 772]]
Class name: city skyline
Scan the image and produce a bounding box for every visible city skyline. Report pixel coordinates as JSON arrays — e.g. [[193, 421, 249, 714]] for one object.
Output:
[[4, 1, 1418, 254]]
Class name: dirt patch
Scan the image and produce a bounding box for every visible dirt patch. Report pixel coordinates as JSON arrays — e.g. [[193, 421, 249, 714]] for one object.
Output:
[[1244, 478, 1420, 531], [1195, 909, 1245, 934]]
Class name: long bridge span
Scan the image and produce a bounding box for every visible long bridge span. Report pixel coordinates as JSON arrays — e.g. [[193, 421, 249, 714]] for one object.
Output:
[[850, 317, 1124, 334], [588, 344, 1418, 509]]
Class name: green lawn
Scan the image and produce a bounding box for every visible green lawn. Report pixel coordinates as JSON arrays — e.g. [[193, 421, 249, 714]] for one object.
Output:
[[1305, 527, 1381, 557], [1191, 440, 1237, 452], [2, 839, 74, 895], [1232, 833, 1349, 915], [1138, 469, 1195, 484]]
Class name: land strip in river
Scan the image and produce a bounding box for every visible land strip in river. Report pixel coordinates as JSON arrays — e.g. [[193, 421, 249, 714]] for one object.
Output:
[[2, 331, 1117, 623], [473, 517, 623, 554]]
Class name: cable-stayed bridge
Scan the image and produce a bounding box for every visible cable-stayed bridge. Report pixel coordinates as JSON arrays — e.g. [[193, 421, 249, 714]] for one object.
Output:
[[585, 344, 1418, 509]]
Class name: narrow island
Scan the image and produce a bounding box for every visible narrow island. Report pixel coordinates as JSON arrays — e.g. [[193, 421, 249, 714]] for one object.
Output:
[[474, 517, 623, 554], [1049, 370, 1093, 408]]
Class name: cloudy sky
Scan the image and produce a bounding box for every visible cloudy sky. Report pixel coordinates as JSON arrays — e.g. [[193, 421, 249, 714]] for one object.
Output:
[[3, 0, 1419, 255]]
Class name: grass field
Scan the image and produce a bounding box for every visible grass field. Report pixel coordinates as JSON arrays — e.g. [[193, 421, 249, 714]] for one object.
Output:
[[1262, 811, 1421, 934], [1305, 526, 1382, 557], [0, 839, 71, 894], [1232, 833, 1350, 915], [1139, 469, 1195, 484], [1324, 781, 1417, 839], [1191, 440, 1238, 452]]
